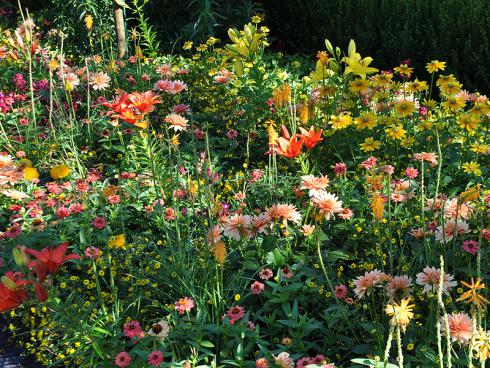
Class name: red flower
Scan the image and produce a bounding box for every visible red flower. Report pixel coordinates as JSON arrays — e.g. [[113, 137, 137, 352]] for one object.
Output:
[[298, 126, 323, 150], [0, 271, 30, 312], [25, 243, 81, 282]]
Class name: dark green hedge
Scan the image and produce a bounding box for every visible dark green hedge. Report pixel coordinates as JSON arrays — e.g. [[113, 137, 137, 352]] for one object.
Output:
[[262, 0, 490, 93]]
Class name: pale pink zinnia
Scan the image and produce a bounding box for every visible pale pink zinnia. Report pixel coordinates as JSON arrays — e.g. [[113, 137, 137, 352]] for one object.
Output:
[[386, 275, 412, 300], [223, 214, 252, 240], [274, 352, 294, 368], [441, 313, 473, 344], [415, 266, 457, 295], [435, 219, 470, 243], [258, 268, 273, 280], [462, 240, 479, 255], [353, 270, 386, 299], [414, 152, 438, 167], [90, 72, 111, 90], [250, 281, 265, 295], [310, 191, 343, 220], [299, 174, 329, 195], [164, 113, 189, 132], [174, 297, 195, 314], [338, 208, 353, 220], [266, 204, 302, 225]]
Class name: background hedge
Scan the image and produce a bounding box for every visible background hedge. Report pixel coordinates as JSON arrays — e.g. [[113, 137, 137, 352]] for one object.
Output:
[[261, 0, 490, 93]]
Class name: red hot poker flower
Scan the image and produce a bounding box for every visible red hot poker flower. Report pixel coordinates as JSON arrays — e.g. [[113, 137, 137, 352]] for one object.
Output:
[[299, 126, 323, 150], [25, 242, 81, 282], [0, 271, 30, 312]]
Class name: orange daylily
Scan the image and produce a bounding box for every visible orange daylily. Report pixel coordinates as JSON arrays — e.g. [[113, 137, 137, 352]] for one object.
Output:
[[298, 126, 323, 150]]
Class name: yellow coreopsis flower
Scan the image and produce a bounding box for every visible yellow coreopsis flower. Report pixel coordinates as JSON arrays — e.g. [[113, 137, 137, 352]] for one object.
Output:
[[354, 112, 377, 130], [385, 124, 406, 140], [108, 234, 126, 250], [394, 63, 413, 77], [394, 100, 416, 117], [462, 161, 482, 176], [406, 79, 428, 93], [329, 113, 353, 130], [359, 137, 380, 152], [182, 41, 193, 50], [436, 74, 457, 87], [442, 97, 466, 112], [50, 164, 70, 179], [349, 78, 369, 93], [440, 81, 462, 96], [251, 15, 262, 23], [426, 60, 446, 73], [385, 298, 415, 332], [370, 73, 393, 88], [457, 113, 480, 132]]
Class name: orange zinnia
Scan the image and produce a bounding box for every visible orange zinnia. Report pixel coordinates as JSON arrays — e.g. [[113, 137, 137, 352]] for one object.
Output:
[[298, 126, 323, 150]]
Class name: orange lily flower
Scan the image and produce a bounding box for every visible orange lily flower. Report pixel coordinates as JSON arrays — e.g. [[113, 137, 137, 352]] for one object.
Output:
[[128, 91, 161, 115], [273, 125, 304, 159], [298, 126, 323, 150]]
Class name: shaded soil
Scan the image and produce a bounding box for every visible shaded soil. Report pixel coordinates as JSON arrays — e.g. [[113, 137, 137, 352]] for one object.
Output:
[[0, 330, 41, 368]]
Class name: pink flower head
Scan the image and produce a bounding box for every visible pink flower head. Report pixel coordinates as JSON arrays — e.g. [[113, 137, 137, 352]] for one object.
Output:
[[55, 206, 71, 219], [281, 266, 294, 279], [226, 129, 238, 139], [250, 281, 265, 295], [123, 320, 144, 338], [172, 104, 190, 114], [92, 216, 106, 229], [259, 268, 273, 280], [462, 240, 478, 255], [414, 152, 438, 167], [353, 270, 388, 299], [441, 313, 473, 344], [333, 162, 347, 176], [416, 266, 457, 295], [147, 350, 164, 366], [84, 246, 101, 259], [386, 275, 412, 300], [482, 228, 490, 240], [405, 167, 419, 179], [115, 352, 131, 367], [381, 165, 395, 175], [273, 352, 294, 368], [175, 297, 194, 314], [256, 357, 270, 368], [225, 305, 246, 324], [334, 284, 348, 299], [360, 156, 378, 170]]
